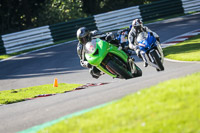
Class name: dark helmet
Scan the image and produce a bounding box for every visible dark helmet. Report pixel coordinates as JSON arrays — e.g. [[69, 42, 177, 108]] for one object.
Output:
[[77, 27, 91, 45]]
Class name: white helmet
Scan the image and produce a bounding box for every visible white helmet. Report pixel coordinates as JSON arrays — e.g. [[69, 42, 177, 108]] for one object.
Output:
[[132, 19, 143, 33]]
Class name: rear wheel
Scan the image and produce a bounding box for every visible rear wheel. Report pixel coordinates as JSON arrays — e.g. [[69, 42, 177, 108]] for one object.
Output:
[[106, 60, 133, 79], [150, 50, 164, 71]]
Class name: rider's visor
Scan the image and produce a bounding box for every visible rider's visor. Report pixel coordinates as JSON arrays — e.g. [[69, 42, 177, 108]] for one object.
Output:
[[80, 37, 87, 45], [134, 25, 141, 31]]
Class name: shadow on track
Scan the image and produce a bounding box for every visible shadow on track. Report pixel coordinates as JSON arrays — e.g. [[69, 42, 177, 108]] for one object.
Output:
[[0, 42, 84, 80]]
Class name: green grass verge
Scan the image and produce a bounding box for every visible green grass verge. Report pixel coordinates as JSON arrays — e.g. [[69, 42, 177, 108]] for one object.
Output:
[[38, 72, 200, 133], [163, 35, 200, 61], [0, 83, 81, 104]]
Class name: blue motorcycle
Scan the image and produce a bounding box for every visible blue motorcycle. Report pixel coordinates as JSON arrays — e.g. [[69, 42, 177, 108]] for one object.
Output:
[[137, 32, 164, 71]]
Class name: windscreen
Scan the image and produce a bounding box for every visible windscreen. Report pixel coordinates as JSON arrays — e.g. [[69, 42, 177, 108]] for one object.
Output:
[[85, 39, 97, 54], [137, 32, 148, 43]]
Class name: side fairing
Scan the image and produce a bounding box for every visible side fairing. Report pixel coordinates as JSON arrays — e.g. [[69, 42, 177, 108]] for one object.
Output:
[[85, 39, 128, 66]]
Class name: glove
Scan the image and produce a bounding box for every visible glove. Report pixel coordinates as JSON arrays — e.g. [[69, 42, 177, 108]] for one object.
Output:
[[81, 61, 92, 68], [105, 36, 111, 42]]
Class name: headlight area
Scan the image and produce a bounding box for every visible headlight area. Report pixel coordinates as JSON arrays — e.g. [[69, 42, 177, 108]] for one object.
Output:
[[85, 40, 97, 54]]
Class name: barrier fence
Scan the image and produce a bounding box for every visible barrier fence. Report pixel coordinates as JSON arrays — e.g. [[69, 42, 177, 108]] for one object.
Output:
[[49, 16, 97, 42], [182, 0, 200, 13], [1, 26, 53, 54], [0, 0, 199, 55], [94, 6, 141, 32], [139, 0, 184, 21]]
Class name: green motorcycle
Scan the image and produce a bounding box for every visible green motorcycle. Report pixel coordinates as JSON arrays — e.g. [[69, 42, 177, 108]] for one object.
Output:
[[85, 38, 142, 79]]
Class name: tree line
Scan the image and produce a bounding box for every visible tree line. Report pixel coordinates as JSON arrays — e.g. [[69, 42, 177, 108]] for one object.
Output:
[[0, 0, 159, 35]]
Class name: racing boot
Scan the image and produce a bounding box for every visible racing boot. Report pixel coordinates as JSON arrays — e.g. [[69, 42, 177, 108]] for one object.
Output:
[[89, 66, 102, 79], [144, 62, 148, 67]]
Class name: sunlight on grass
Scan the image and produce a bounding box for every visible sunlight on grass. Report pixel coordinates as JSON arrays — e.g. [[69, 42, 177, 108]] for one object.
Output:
[[0, 83, 82, 104], [164, 35, 200, 61], [0, 54, 12, 60], [39, 72, 200, 133]]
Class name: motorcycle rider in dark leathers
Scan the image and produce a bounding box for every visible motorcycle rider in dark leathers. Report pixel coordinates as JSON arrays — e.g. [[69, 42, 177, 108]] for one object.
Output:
[[77, 27, 123, 79], [128, 19, 160, 67], [77, 27, 103, 79]]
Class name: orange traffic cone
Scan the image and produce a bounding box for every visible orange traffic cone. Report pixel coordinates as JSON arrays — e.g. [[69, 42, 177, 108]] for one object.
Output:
[[53, 78, 58, 87]]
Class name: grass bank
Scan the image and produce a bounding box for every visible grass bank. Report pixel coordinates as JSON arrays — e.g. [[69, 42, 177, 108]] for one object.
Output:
[[163, 34, 200, 61], [37, 72, 200, 133], [0, 83, 81, 104]]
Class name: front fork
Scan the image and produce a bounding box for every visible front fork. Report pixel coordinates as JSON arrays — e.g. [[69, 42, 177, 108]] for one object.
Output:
[[128, 57, 137, 74], [156, 41, 164, 63], [146, 41, 164, 64]]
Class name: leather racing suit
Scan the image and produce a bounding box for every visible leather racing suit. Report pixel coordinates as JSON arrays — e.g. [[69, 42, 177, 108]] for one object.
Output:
[[77, 30, 102, 79], [128, 26, 160, 65]]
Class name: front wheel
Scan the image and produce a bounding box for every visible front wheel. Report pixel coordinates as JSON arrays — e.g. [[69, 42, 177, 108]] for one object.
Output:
[[133, 64, 142, 77], [106, 60, 133, 79], [150, 50, 164, 71]]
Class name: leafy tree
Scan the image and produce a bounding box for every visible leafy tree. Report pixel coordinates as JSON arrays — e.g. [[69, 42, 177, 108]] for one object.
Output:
[[36, 0, 87, 26], [0, 0, 160, 35], [0, 0, 86, 35], [0, 0, 45, 34], [81, 0, 160, 15]]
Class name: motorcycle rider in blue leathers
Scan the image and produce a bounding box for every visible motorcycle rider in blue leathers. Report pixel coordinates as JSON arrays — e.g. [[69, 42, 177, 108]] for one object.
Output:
[[128, 19, 160, 67]]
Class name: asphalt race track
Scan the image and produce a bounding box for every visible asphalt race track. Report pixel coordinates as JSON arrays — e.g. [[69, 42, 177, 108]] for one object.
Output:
[[0, 13, 200, 133]]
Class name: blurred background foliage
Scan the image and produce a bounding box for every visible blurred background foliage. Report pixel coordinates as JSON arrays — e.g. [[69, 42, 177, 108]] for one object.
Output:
[[0, 0, 159, 35]]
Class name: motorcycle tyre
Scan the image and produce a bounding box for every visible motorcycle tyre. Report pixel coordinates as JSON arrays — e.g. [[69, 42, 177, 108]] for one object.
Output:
[[133, 64, 142, 77], [151, 50, 164, 71], [107, 60, 133, 79]]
